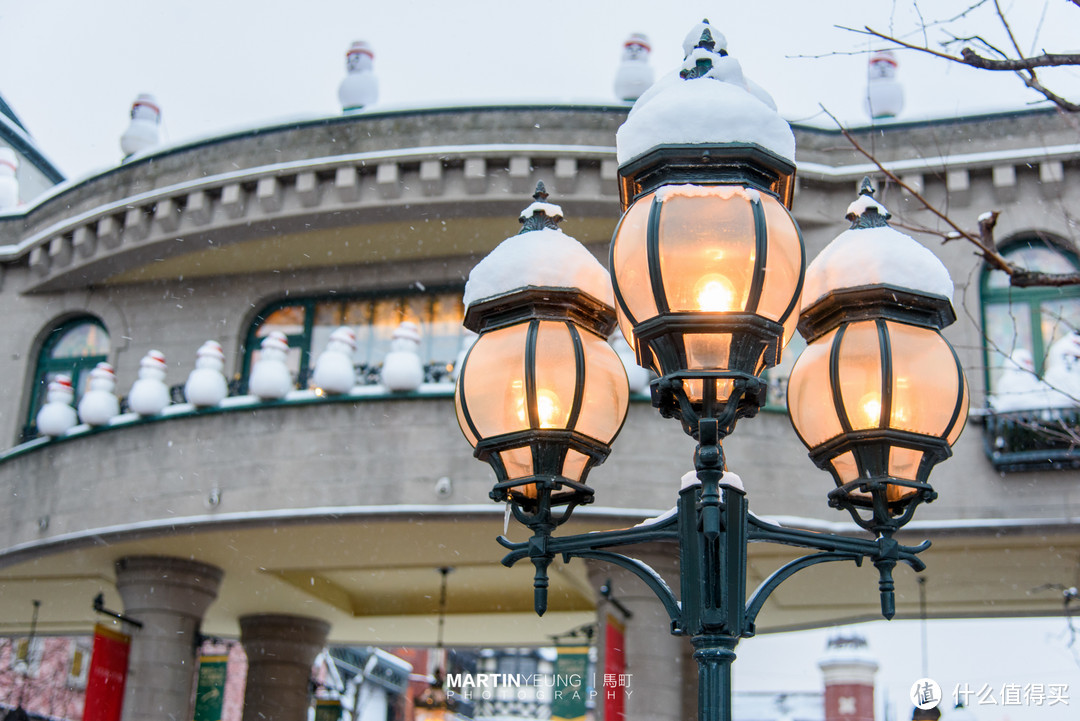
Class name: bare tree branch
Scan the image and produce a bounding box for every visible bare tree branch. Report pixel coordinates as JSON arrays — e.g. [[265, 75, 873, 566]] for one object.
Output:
[[822, 106, 1080, 288], [850, 0, 1080, 113]]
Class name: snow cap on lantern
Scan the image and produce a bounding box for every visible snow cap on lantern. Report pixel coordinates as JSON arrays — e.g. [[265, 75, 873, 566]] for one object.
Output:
[[616, 19, 794, 168], [799, 178, 955, 337], [462, 182, 613, 311]]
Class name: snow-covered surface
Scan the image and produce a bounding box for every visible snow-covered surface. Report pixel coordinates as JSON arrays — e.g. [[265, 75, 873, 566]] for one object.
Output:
[[463, 227, 613, 309], [616, 22, 792, 166], [518, 201, 563, 221], [802, 224, 954, 306], [617, 68, 795, 165]]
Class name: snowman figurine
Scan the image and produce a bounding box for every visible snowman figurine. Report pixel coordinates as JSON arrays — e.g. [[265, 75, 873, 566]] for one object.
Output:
[[78, 362, 120, 426], [120, 93, 161, 157], [381, 321, 424, 392], [0, 147, 19, 210], [338, 40, 378, 111], [185, 340, 229, 407], [248, 331, 293, 400], [312, 326, 357, 394], [127, 349, 171, 416], [865, 50, 904, 120], [614, 33, 654, 102], [36, 374, 78, 437]]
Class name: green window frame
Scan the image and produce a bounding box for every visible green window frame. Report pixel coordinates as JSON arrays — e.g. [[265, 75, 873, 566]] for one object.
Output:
[[242, 289, 467, 392], [980, 237, 1080, 398], [24, 316, 111, 440]]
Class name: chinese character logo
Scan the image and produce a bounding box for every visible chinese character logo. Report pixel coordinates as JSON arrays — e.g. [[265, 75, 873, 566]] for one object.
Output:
[[911, 678, 942, 710]]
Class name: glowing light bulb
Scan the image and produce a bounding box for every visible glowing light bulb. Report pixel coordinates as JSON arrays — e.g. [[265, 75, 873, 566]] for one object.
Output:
[[535, 389, 561, 429], [514, 384, 562, 429], [859, 393, 882, 427], [695, 274, 736, 312]]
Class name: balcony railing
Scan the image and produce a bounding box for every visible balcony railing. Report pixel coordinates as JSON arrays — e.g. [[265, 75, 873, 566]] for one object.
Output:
[[984, 407, 1080, 472]]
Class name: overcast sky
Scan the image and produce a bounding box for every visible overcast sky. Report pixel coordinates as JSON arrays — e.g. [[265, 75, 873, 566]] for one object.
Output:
[[2, 2, 1079, 719], [2, 0, 1080, 180]]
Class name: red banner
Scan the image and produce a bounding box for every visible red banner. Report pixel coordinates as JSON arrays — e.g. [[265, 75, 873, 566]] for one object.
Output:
[[603, 614, 626, 721], [83, 624, 131, 721]]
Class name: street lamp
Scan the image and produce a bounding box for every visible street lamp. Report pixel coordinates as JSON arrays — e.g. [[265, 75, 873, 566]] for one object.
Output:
[[455, 21, 967, 721]]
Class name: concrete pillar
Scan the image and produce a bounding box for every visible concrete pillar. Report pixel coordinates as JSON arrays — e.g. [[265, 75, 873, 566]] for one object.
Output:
[[240, 613, 330, 721], [115, 555, 224, 721], [587, 542, 684, 721]]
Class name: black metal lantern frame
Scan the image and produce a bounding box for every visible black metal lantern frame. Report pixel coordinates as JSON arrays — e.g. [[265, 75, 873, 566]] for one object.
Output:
[[458, 286, 622, 522], [611, 144, 804, 446], [796, 285, 966, 536], [467, 30, 957, 720]]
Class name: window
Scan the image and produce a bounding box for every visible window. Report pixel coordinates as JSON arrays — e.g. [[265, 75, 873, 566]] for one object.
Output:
[[243, 290, 466, 391], [24, 316, 110, 440], [981, 237, 1080, 471], [981, 238, 1080, 397]]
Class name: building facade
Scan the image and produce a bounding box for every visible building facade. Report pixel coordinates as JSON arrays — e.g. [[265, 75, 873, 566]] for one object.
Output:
[[0, 94, 1078, 720]]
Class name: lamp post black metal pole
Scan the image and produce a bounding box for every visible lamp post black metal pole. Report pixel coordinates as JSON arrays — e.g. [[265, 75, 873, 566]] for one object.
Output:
[[496, 422, 929, 721]]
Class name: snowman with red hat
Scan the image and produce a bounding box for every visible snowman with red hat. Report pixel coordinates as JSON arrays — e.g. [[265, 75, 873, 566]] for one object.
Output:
[[36, 374, 78, 437]]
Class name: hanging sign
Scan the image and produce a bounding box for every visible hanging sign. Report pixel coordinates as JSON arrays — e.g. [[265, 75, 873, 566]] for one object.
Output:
[[603, 614, 626, 721], [83, 624, 131, 721], [551, 644, 589, 721], [193, 654, 229, 721]]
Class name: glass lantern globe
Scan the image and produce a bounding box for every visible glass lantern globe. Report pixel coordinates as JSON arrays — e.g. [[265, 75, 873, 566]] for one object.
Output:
[[787, 318, 968, 524], [610, 182, 804, 432], [787, 179, 969, 532], [456, 312, 629, 510], [455, 185, 629, 514]]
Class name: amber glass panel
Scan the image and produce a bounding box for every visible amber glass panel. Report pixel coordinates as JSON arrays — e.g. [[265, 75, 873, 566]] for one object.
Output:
[[887, 323, 961, 436], [831, 450, 859, 484], [532, 322, 578, 430], [459, 324, 529, 439], [500, 447, 535, 482], [611, 196, 659, 324], [758, 195, 804, 327], [561, 449, 590, 484], [684, 334, 732, 372], [836, 321, 885, 431], [787, 329, 845, 448], [683, 378, 735, 405], [575, 331, 629, 443], [658, 186, 755, 313], [888, 446, 924, 482]]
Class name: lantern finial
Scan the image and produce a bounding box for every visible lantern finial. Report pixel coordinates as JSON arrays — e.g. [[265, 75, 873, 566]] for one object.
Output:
[[845, 177, 892, 230], [519, 181, 564, 234]]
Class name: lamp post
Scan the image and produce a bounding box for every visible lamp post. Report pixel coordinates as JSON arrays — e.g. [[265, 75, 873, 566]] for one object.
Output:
[[455, 21, 967, 721]]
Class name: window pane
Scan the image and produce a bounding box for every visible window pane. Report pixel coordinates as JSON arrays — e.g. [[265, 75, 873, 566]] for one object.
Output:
[[1040, 297, 1080, 362], [257, 306, 306, 337], [987, 244, 1078, 288], [985, 302, 1033, 393], [426, 293, 465, 370], [51, 323, 110, 358]]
